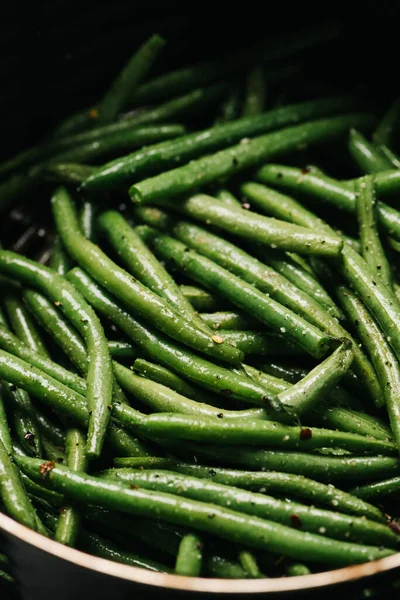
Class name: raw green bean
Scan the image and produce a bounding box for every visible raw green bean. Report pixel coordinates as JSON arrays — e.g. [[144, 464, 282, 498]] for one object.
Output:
[[238, 551, 263, 577], [55, 428, 87, 547], [175, 534, 203, 576], [50, 237, 72, 276], [242, 66, 266, 116], [53, 187, 242, 365], [98, 210, 212, 334], [47, 124, 186, 166], [277, 342, 354, 417], [255, 164, 400, 240], [117, 360, 265, 420], [129, 114, 375, 204], [337, 286, 400, 455], [177, 444, 400, 483], [100, 469, 398, 547], [137, 228, 334, 359], [348, 129, 392, 173], [373, 97, 400, 146], [111, 458, 386, 522], [241, 179, 386, 409], [116, 410, 395, 455], [67, 268, 293, 408], [355, 175, 392, 287], [17, 456, 394, 567], [198, 311, 256, 331], [0, 438, 45, 534], [351, 477, 400, 502], [82, 97, 361, 192], [171, 194, 343, 256], [180, 286, 221, 312], [80, 530, 172, 573], [0, 248, 113, 459], [3, 294, 49, 357], [96, 34, 166, 125]]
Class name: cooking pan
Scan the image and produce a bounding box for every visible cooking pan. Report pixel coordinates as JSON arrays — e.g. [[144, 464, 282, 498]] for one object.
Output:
[[1, 2, 400, 598]]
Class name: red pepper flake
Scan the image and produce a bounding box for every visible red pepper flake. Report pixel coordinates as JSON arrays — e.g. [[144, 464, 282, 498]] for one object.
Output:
[[301, 167, 311, 175], [39, 461, 55, 478], [290, 514, 302, 528], [89, 108, 99, 119], [130, 485, 140, 490], [389, 521, 400, 535], [212, 335, 224, 344], [300, 428, 312, 441]]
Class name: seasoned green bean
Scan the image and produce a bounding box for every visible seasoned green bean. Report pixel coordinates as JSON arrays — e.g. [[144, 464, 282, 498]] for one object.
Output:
[[50, 237, 72, 276], [348, 129, 392, 174]]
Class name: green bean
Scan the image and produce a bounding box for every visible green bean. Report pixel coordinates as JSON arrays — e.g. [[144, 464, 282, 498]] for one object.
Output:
[[355, 175, 392, 287], [98, 210, 212, 335], [351, 477, 400, 502], [217, 85, 242, 123], [0, 248, 113, 459], [177, 444, 400, 483], [46, 163, 96, 185], [171, 194, 343, 256], [55, 428, 87, 547], [67, 268, 293, 408], [285, 563, 311, 577], [310, 406, 392, 443], [241, 179, 386, 409], [373, 96, 400, 146], [206, 554, 248, 578], [238, 551, 263, 577], [132, 205, 176, 232], [80, 530, 172, 573], [379, 144, 400, 169], [131, 358, 225, 407], [180, 285, 221, 312], [108, 340, 137, 360], [215, 188, 242, 207], [17, 456, 394, 567], [242, 66, 266, 116], [111, 458, 386, 523], [172, 219, 344, 336], [79, 200, 98, 242], [47, 124, 186, 166], [255, 164, 400, 239], [348, 129, 392, 174], [53, 188, 242, 365], [117, 409, 395, 455], [117, 360, 265, 420], [0, 438, 45, 534], [82, 97, 361, 192], [31, 410, 65, 447], [337, 286, 400, 455], [100, 469, 398, 547], [42, 437, 66, 463], [129, 114, 375, 204], [215, 330, 302, 356], [175, 534, 203, 576], [198, 311, 256, 331], [0, 388, 12, 454], [277, 342, 354, 417], [96, 34, 166, 125], [137, 228, 334, 359], [258, 362, 307, 384], [50, 237, 72, 276], [3, 294, 49, 357]]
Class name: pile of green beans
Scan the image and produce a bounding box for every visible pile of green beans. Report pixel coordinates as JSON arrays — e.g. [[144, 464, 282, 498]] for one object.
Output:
[[1, 27, 400, 584]]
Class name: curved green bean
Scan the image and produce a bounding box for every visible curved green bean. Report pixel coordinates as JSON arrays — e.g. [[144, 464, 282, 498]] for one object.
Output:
[[351, 477, 400, 502], [3, 294, 49, 357], [348, 129, 392, 173]]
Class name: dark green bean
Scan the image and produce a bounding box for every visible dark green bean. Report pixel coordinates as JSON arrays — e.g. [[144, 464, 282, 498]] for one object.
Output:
[[67, 268, 292, 408], [198, 311, 256, 331], [100, 469, 398, 547], [355, 175, 392, 287], [277, 342, 354, 417], [0, 171, 41, 216], [373, 96, 400, 146], [242, 66, 266, 116], [46, 163, 96, 185], [179, 285, 221, 312], [379, 144, 400, 169], [175, 534, 203, 576], [351, 477, 400, 502], [111, 458, 385, 522], [216, 330, 302, 357], [96, 34, 166, 125], [217, 85, 242, 123], [129, 114, 374, 204], [50, 237, 72, 276], [82, 97, 361, 192], [206, 555, 248, 578], [108, 340, 137, 360], [3, 294, 49, 357], [17, 456, 394, 567], [171, 194, 343, 256], [53, 187, 242, 365], [348, 129, 392, 174], [136, 228, 334, 359], [255, 164, 400, 240], [55, 428, 87, 547]]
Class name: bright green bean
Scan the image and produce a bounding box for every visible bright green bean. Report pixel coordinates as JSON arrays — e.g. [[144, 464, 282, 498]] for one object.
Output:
[[3, 294, 49, 357], [175, 534, 203, 576], [238, 551, 263, 577]]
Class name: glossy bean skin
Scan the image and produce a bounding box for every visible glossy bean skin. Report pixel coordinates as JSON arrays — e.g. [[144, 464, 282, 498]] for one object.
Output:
[[53, 187, 242, 366], [3, 294, 49, 357], [348, 129, 392, 174], [351, 476, 400, 502], [175, 534, 203, 576], [16, 456, 394, 567]]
